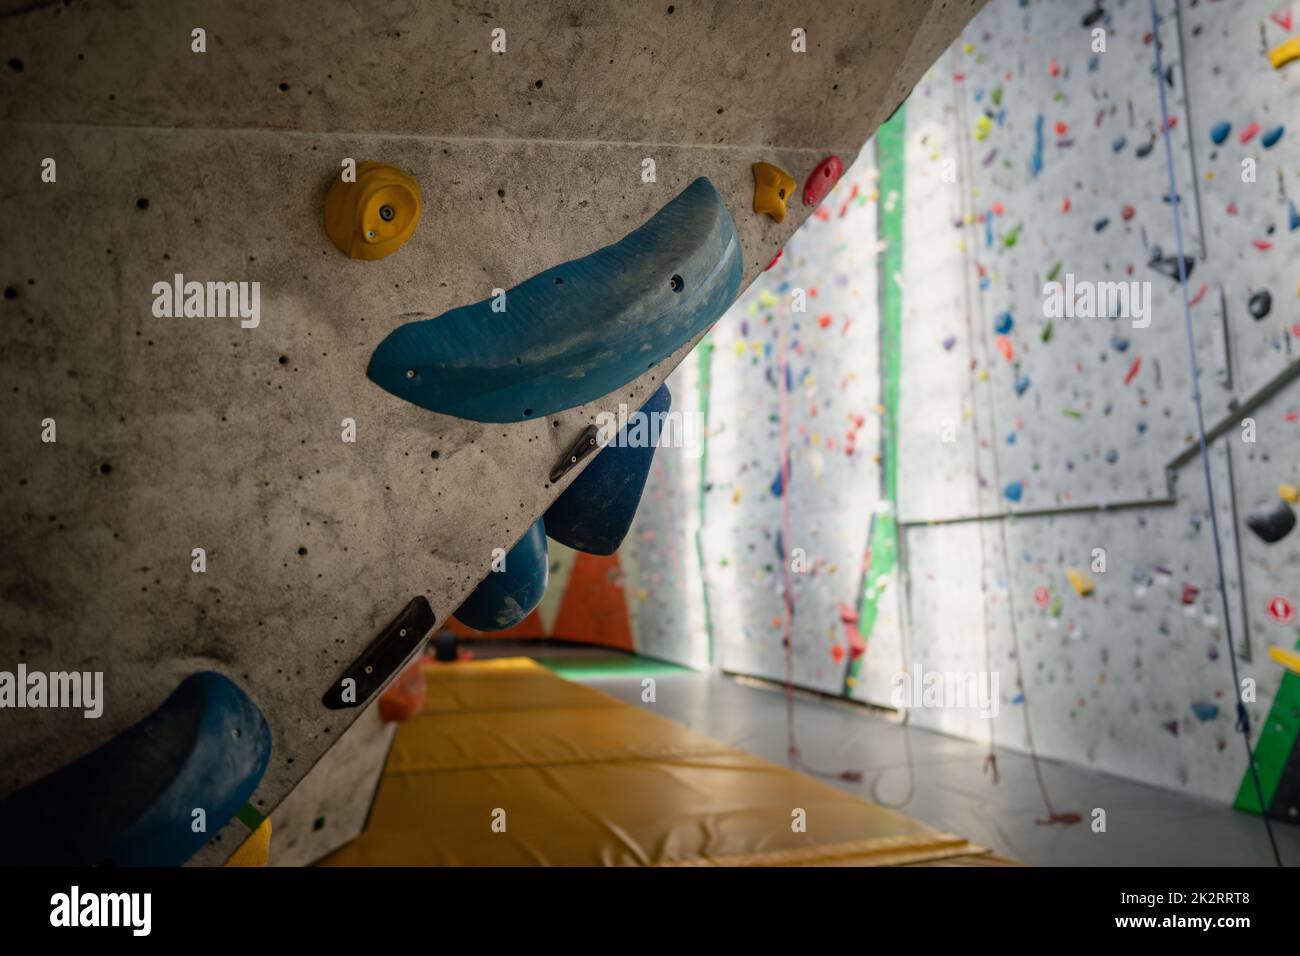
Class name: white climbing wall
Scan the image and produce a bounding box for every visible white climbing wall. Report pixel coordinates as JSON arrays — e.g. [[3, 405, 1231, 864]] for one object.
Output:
[[892, 0, 1300, 804]]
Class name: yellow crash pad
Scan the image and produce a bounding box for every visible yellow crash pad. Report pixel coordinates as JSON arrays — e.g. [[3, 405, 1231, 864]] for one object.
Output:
[[321, 658, 1005, 867]]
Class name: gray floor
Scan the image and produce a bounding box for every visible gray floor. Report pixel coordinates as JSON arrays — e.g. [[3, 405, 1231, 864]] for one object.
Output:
[[463, 641, 1296, 865], [465, 640, 1298, 866]]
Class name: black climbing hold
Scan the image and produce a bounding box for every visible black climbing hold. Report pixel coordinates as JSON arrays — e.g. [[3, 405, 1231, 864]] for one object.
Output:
[[1082, 8, 1105, 28], [1248, 290, 1272, 320], [1148, 251, 1195, 281], [1245, 500, 1296, 544]]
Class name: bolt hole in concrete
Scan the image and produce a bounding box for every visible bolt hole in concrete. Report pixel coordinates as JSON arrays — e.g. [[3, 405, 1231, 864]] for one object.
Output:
[[523, 408, 533, 416], [379, 205, 395, 221], [136, 197, 149, 210], [669, 274, 683, 292], [554, 277, 563, 284], [99, 463, 112, 475]]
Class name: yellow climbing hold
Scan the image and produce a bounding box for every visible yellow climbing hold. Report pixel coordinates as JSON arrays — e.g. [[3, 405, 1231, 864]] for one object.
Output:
[[1268, 35, 1300, 70], [324, 161, 422, 260], [752, 162, 797, 223], [1280, 483, 1299, 503], [1066, 568, 1095, 597], [974, 115, 992, 141], [1269, 644, 1300, 675], [224, 817, 272, 867]]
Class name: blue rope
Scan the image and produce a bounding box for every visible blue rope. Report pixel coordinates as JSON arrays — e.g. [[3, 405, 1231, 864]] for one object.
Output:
[[1148, 0, 1282, 866]]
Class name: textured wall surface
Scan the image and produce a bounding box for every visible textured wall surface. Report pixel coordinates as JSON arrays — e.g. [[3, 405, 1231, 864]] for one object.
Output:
[[0, 0, 983, 862]]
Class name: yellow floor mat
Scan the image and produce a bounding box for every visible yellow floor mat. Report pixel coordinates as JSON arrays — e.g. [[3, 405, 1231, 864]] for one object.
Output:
[[320, 658, 1010, 867]]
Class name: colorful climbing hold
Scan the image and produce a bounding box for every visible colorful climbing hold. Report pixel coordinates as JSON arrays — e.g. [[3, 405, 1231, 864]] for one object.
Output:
[[752, 162, 797, 223], [802, 155, 843, 207], [324, 161, 422, 260], [1261, 125, 1284, 148], [1004, 481, 1024, 503], [1268, 35, 1300, 69], [1209, 121, 1231, 145], [1066, 568, 1094, 596]]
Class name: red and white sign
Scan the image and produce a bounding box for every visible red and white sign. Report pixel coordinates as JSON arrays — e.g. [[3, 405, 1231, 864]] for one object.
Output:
[[1267, 596, 1295, 625]]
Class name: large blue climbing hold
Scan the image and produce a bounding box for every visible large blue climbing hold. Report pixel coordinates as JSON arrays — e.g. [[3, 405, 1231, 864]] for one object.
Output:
[[454, 518, 549, 630], [544, 384, 671, 555], [0, 672, 271, 866], [367, 178, 743, 423]]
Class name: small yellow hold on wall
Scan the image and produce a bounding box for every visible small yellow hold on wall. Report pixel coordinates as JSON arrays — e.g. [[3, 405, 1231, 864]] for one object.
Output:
[[325, 162, 422, 260], [752, 162, 797, 223]]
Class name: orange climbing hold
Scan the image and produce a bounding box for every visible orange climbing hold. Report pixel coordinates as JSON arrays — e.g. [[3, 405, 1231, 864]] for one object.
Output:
[[378, 659, 428, 723], [752, 162, 797, 223], [324, 161, 422, 260]]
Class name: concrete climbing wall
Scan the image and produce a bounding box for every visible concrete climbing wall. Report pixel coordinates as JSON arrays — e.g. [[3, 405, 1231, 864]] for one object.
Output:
[[889, 0, 1300, 806], [0, 0, 984, 864]]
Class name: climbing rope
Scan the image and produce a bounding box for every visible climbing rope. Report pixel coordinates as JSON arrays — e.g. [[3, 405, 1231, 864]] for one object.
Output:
[[950, 44, 1002, 786], [953, 41, 1078, 825], [1148, 0, 1282, 866], [777, 293, 863, 784]]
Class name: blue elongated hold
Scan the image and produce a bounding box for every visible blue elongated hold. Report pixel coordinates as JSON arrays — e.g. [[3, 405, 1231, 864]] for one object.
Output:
[[994, 310, 1014, 334], [367, 178, 743, 423], [0, 672, 270, 866], [1209, 121, 1231, 146], [544, 384, 671, 555], [454, 518, 549, 630]]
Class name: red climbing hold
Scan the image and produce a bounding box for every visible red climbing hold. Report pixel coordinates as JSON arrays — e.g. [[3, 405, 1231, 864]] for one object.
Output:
[[765, 248, 783, 271], [802, 155, 843, 207], [1240, 120, 1260, 144], [378, 659, 427, 723], [1121, 204, 1135, 221]]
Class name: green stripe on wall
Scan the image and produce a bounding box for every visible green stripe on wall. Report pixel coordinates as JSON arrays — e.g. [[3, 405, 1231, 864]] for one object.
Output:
[[1234, 638, 1300, 814], [846, 104, 905, 693]]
